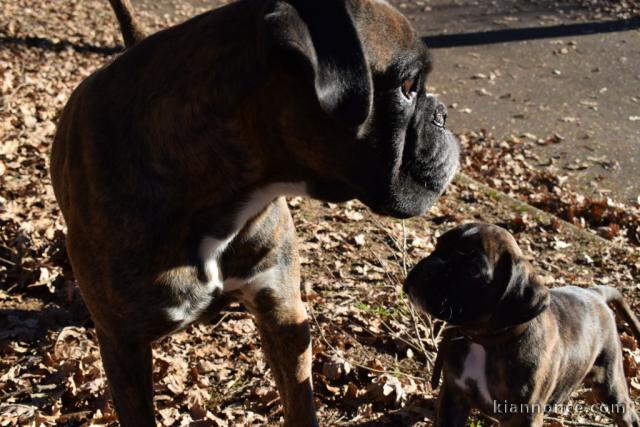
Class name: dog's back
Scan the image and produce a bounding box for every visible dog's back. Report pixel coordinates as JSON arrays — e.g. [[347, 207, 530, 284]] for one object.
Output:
[[590, 285, 640, 338]]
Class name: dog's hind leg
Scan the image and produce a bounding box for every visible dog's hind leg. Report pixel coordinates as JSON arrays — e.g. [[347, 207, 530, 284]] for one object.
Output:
[[96, 329, 156, 427], [592, 350, 640, 427]]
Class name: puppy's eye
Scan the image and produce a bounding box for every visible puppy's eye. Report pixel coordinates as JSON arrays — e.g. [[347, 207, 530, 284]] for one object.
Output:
[[400, 78, 417, 101]]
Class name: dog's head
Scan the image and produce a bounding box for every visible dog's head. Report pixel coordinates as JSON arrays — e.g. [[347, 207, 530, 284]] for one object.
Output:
[[262, 0, 459, 218], [403, 223, 550, 330]]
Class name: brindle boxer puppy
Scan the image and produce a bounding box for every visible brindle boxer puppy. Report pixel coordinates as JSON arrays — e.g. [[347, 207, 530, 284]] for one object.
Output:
[[404, 223, 640, 426], [50, 0, 459, 425]]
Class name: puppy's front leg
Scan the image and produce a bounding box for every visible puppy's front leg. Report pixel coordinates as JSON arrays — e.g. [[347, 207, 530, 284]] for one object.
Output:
[[436, 380, 470, 427], [240, 267, 317, 427]]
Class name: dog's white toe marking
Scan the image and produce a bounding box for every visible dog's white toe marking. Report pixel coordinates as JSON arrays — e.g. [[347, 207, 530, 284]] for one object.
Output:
[[454, 343, 493, 405], [165, 182, 307, 327], [166, 235, 234, 326]]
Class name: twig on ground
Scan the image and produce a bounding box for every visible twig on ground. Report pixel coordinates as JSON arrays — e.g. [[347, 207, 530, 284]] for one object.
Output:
[[544, 416, 611, 427], [307, 301, 425, 382]]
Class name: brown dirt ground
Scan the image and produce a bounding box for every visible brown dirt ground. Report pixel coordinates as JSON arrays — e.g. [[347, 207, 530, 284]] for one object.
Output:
[[1, 1, 639, 426]]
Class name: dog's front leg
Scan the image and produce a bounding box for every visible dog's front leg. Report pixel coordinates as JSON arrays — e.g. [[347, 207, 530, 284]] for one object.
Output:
[[239, 266, 317, 426], [254, 293, 316, 426], [436, 379, 470, 427]]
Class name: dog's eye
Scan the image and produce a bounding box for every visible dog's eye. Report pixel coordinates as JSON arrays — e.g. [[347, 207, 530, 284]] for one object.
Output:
[[400, 78, 417, 101]]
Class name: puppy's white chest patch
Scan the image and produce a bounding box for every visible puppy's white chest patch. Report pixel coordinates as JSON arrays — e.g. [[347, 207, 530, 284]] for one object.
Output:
[[454, 343, 493, 405]]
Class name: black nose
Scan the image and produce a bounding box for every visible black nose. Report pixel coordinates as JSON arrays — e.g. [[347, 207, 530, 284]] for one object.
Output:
[[432, 102, 447, 128]]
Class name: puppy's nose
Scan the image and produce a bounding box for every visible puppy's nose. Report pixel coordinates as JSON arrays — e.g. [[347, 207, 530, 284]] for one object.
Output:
[[432, 102, 447, 128], [402, 278, 410, 294], [403, 271, 416, 294]]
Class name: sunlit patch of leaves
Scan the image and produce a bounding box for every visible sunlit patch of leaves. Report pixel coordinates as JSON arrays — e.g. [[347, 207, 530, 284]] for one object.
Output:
[[1, 0, 639, 426], [459, 130, 640, 246]]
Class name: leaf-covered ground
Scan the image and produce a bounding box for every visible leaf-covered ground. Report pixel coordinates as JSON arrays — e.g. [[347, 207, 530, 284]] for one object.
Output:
[[1, 1, 639, 425]]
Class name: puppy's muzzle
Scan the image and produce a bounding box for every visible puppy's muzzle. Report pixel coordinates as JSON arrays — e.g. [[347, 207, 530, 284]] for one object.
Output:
[[403, 256, 446, 295]]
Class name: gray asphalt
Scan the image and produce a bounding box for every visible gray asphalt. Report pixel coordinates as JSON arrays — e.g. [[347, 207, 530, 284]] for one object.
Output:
[[393, 0, 640, 203]]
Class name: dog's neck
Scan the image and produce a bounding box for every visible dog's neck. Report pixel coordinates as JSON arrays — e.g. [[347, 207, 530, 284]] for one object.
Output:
[[458, 321, 532, 347]]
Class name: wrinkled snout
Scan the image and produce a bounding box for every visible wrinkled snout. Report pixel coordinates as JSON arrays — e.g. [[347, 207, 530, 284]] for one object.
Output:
[[409, 95, 460, 202]]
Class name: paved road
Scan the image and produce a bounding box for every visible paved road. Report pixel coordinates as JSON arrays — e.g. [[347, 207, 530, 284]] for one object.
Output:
[[391, 0, 640, 203], [133, 0, 640, 203]]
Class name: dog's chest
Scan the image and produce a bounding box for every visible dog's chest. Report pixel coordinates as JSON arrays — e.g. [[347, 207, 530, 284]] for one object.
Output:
[[452, 342, 493, 405]]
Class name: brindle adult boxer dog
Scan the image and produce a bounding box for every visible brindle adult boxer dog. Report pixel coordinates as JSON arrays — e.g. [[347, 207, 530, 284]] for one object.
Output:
[[50, 0, 459, 425], [404, 223, 640, 426]]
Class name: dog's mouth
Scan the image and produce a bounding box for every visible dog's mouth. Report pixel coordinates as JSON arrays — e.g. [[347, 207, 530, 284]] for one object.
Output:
[[408, 132, 460, 193], [304, 91, 460, 220], [406, 128, 460, 198], [407, 290, 472, 325], [370, 118, 460, 219], [358, 150, 459, 219]]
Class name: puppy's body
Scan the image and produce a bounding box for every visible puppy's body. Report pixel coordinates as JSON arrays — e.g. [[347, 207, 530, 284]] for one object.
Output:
[[404, 224, 640, 426], [443, 286, 632, 425]]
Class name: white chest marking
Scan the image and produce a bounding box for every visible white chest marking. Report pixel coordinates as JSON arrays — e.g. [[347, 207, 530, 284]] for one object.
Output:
[[232, 182, 308, 231], [165, 182, 307, 326], [454, 343, 493, 405], [200, 235, 235, 292]]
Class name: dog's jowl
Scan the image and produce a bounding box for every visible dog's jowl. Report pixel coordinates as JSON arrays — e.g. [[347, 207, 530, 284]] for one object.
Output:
[[404, 223, 640, 427], [49, 0, 459, 425]]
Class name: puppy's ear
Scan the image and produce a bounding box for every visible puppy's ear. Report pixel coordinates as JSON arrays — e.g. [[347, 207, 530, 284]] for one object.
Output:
[[264, 0, 372, 127], [491, 252, 550, 329]]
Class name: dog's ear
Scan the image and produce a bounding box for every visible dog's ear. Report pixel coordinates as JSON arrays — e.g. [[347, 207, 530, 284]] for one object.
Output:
[[264, 0, 372, 127], [491, 252, 550, 329]]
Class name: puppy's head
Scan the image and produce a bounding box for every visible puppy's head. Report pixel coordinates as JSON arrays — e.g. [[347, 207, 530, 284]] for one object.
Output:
[[403, 223, 550, 329], [263, 0, 459, 218]]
